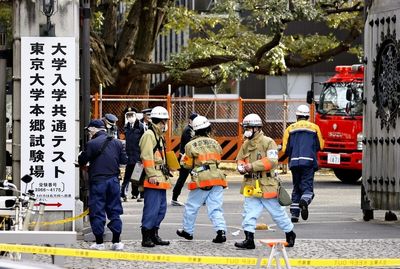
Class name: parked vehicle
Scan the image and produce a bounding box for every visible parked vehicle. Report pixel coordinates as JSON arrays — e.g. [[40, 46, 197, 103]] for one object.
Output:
[[307, 65, 364, 183]]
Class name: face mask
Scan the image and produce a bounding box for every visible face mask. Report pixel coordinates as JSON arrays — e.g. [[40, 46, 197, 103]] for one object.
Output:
[[87, 127, 98, 139], [244, 130, 253, 138], [162, 124, 168, 132], [127, 117, 136, 124]]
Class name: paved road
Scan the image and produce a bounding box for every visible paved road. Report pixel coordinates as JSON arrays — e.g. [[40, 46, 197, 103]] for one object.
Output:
[[31, 172, 400, 268], [118, 173, 400, 241]]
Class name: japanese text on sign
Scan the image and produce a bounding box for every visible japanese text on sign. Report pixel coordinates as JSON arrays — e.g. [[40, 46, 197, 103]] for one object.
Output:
[[21, 37, 76, 211]]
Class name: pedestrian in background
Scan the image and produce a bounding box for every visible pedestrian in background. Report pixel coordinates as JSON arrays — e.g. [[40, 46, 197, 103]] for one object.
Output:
[[120, 107, 145, 202], [235, 114, 296, 249], [171, 112, 198, 206], [78, 119, 127, 251], [102, 113, 119, 139], [140, 108, 152, 131], [176, 116, 227, 244], [139, 106, 171, 247], [280, 105, 324, 223]]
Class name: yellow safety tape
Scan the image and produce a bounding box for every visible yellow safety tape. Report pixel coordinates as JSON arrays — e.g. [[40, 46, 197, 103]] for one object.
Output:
[[0, 244, 399, 267], [30, 209, 89, 226]]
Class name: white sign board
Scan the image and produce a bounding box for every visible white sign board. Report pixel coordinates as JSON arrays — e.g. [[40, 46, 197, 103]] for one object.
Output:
[[21, 37, 76, 211]]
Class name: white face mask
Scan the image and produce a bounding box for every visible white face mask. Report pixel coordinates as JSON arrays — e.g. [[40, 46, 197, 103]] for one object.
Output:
[[162, 124, 168, 132], [87, 127, 98, 139], [127, 117, 136, 124], [244, 130, 253, 138]]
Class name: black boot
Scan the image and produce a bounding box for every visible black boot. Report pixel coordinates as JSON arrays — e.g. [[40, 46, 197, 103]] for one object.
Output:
[[176, 229, 193, 240], [212, 230, 226, 243], [299, 199, 309, 220], [285, 230, 296, 247], [234, 231, 255, 249], [151, 228, 170, 246], [141, 228, 155, 248]]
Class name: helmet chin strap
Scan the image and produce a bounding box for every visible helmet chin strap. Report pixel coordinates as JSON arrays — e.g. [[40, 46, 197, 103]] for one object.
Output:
[[244, 127, 259, 139], [250, 127, 259, 139]]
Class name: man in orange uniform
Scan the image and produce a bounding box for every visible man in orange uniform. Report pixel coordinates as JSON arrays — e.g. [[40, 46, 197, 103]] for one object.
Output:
[[139, 106, 171, 247], [176, 116, 227, 243], [235, 114, 296, 249]]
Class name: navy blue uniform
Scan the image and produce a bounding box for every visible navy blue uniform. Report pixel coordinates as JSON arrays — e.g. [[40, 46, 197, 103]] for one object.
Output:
[[78, 130, 127, 243], [172, 124, 194, 202], [121, 121, 145, 198], [282, 119, 324, 220]]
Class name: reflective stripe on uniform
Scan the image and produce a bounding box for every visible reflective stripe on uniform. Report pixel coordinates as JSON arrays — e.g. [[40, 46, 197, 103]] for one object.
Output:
[[143, 180, 171, 190], [188, 179, 227, 190], [197, 153, 221, 162], [262, 191, 278, 199]]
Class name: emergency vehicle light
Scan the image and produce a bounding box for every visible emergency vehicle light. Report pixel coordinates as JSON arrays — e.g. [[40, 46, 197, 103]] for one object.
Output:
[[335, 66, 352, 73]]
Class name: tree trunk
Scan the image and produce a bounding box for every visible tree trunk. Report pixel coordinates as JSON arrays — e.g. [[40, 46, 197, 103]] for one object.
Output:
[[128, 0, 173, 96]]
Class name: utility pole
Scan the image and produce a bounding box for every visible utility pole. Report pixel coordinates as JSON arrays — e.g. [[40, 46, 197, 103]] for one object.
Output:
[[79, 0, 91, 208], [81, 0, 90, 147], [0, 22, 6, 180]]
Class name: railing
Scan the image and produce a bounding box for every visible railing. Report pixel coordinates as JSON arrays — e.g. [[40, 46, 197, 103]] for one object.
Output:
[[91, 94, 307, 160]]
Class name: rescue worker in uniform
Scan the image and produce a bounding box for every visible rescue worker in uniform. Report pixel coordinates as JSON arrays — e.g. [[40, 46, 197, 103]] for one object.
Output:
[[235, 114, 296, 249], [280, 105, 324, 223], [176, 116, 227, 243], [78, 119, 127, 251], [139, 106, 171, 247], [171, 112, 198, 206], [120, 107, 145, 202]]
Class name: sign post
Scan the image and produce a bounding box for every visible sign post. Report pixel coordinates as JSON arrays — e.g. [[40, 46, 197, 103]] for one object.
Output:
[[20, 37, 76, 211]]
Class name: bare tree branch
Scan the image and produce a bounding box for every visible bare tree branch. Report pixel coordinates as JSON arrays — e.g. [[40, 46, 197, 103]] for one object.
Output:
[[325, 2, 363, 14], [151, 69, 223, 95], [252, 29, 283, 64], [188, 55, 237, 69]]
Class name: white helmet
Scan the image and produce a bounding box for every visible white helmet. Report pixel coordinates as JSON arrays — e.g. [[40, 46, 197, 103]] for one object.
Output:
[[192, 115, 211, 131], [150, 106, 169, 120], [242, 114, 262, 127], [296, 105, 310, 117]]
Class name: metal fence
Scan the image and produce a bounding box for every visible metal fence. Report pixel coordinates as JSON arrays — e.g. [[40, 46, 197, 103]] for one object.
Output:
[[91, 94, 307, 160]]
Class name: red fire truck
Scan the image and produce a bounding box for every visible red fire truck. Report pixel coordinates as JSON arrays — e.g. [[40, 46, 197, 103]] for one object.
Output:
[[307, 65, 364, 183]]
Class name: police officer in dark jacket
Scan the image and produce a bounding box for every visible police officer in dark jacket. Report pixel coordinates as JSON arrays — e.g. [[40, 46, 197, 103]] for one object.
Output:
[[140, 108, 152, 131], [120, 107, 145, 202], [171, 113, 198, 206], [78, 119, 128, 251]]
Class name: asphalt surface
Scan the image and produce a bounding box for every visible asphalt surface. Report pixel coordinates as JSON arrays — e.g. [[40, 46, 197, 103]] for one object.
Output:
[[15, 172, 400, 268]]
